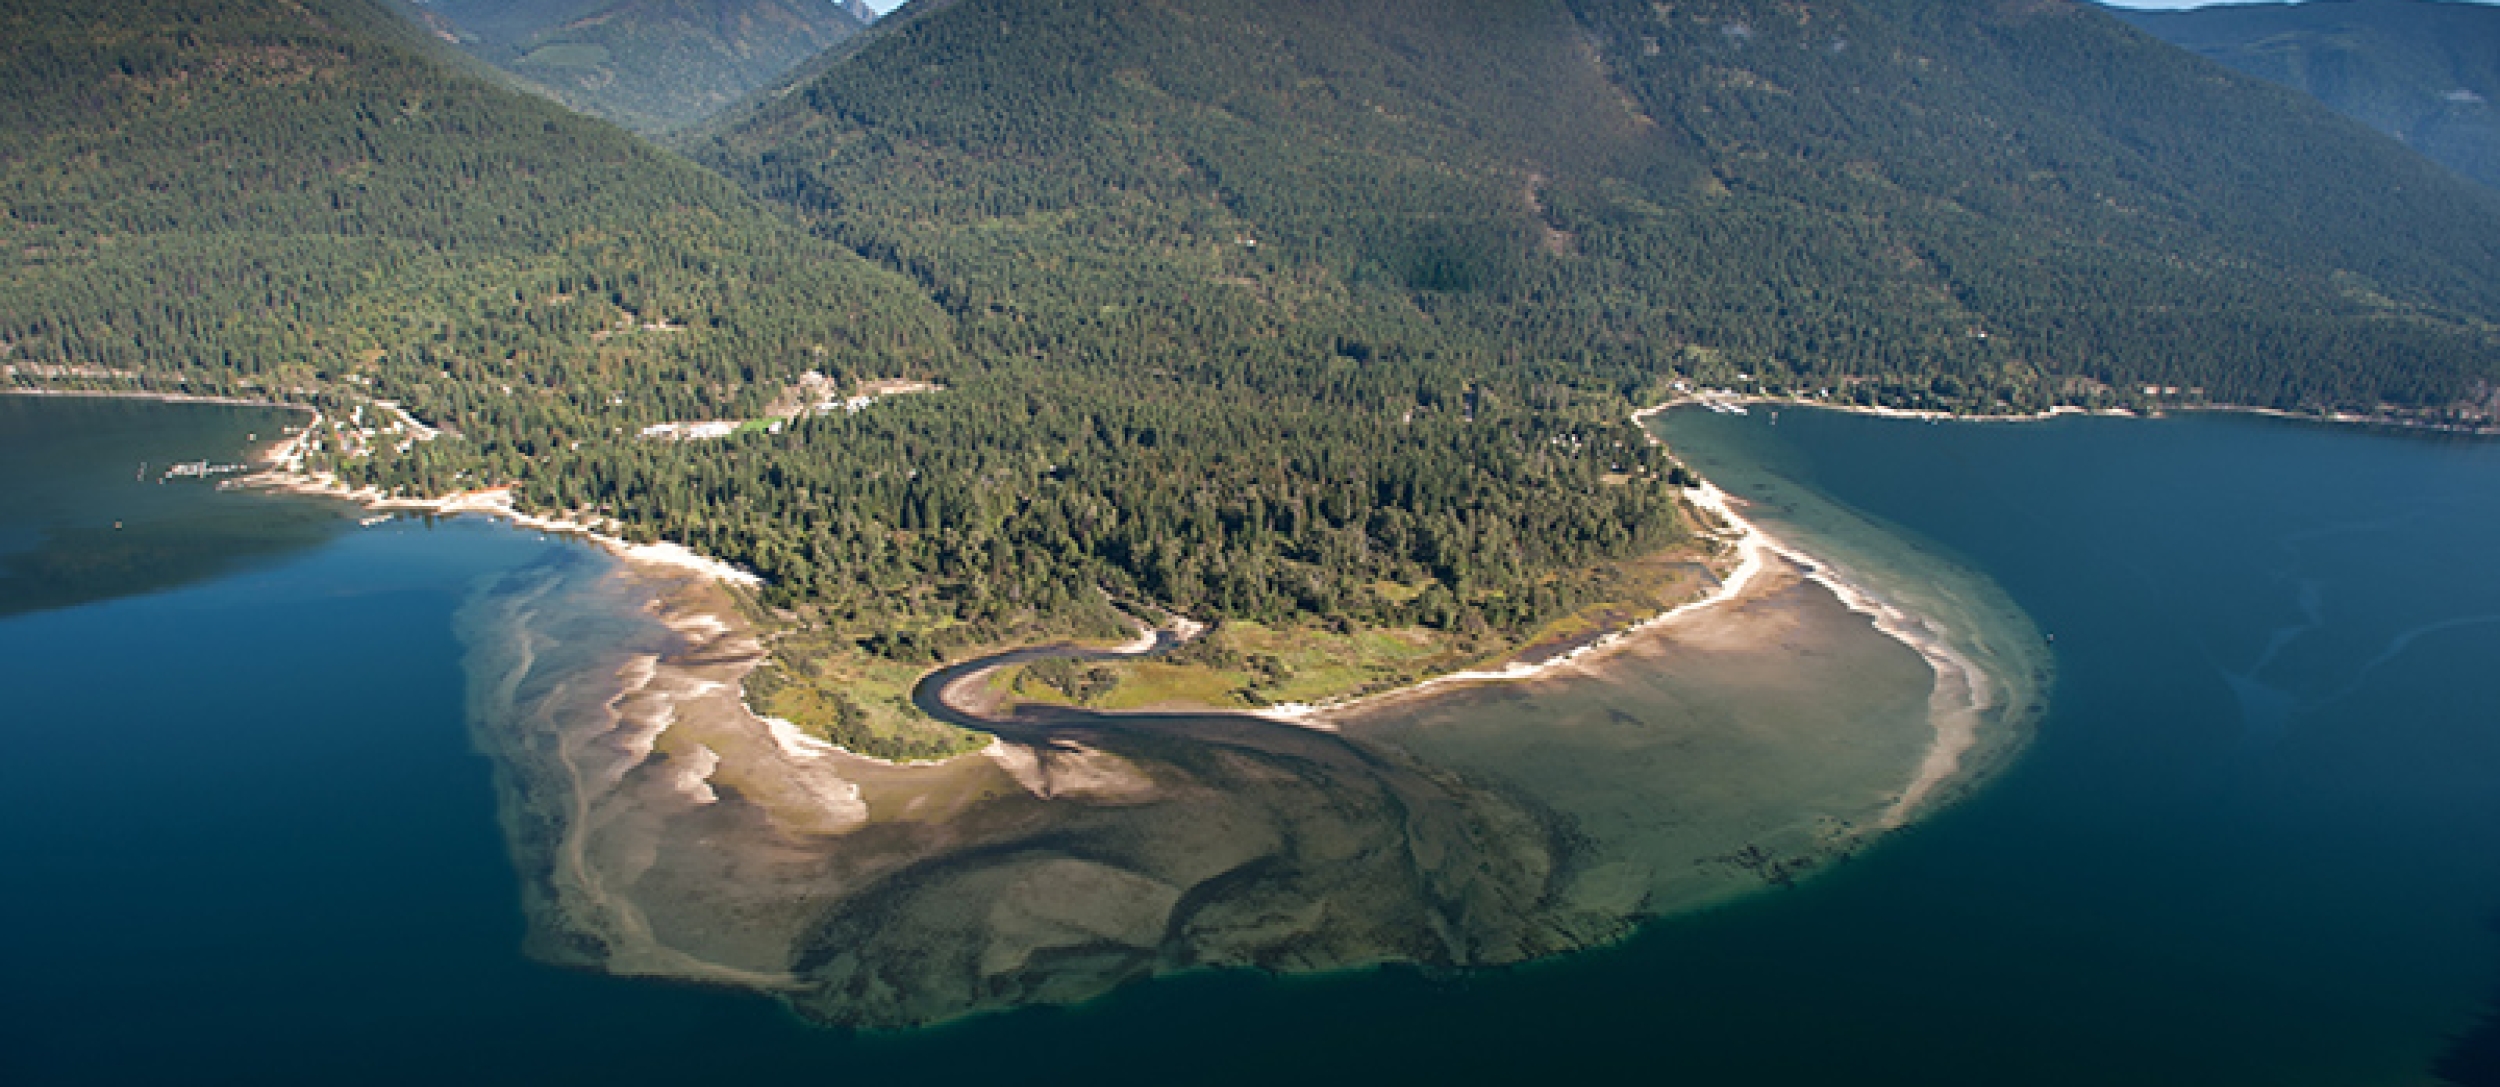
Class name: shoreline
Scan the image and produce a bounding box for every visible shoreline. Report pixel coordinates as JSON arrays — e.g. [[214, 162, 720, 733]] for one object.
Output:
[[2168, 400, 2500, 437], [1631, 387, 2500, 437], [2, 384, 317, 413], [1630, 391, 2126, 429], [120, 372, 2425, 797], [1634, 396, 2037, 823], [236, 468, 765, 589], [896, 397, 2042, 831], [1237, 483, 1768, 727]]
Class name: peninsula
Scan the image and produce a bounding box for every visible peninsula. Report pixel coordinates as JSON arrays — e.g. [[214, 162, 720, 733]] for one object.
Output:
[[453, 423, 2045, 1027]]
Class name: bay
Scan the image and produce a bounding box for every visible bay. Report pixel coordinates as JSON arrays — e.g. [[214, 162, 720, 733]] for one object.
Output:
[[0, 395, 345, 618], [3, 396, 2495, 1085]]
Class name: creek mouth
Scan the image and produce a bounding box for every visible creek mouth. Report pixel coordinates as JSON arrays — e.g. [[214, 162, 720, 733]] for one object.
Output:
[[908, 628, 1191, 735]]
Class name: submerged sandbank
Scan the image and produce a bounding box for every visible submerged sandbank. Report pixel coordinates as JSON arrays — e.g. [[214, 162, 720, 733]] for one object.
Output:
[[1641, 402, 2054, 810], [456, 460, 2042, 1028]]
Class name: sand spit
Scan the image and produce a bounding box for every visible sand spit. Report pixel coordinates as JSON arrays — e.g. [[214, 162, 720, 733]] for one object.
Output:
[[1262, 455, 2019, 831], [1353, 552, 1946, 923], [1748, 522, 2000, 828]]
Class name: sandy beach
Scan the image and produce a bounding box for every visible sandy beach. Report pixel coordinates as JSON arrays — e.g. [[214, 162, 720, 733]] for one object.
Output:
[[1247, 398, 2028, 830], [1630, 390, 2121, 431], [1678, 481, 2004, 828], [1239, 479, 1767, 726], [237, 466, 764, 588]]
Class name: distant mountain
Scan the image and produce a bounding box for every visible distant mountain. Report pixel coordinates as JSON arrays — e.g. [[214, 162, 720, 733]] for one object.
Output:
[[708, 0, 2500, 414], [399, 0, 869, 133], [2112, 0, 2500, 190]]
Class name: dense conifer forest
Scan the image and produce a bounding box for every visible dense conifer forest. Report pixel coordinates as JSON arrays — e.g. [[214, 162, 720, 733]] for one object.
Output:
[[709, 0, 2500, 415]]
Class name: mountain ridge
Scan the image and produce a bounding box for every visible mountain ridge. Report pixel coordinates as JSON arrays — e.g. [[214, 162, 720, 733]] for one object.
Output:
[[708, 0, 2500, 414], [2111, 0, 2500, 191], [394, 0, 870, 133]]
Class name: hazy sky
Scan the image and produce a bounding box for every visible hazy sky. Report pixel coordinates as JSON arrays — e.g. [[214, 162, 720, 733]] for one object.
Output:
[[2098, 0, 2496, 7], [848, 0, 2490, 11], [846, 0, 2497, 13]]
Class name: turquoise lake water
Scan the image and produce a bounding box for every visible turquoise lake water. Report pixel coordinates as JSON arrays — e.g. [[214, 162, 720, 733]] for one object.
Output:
[[3, 397, 2495, 1084]]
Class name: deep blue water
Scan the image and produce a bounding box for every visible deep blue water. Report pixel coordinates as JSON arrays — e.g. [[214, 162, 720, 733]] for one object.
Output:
[[1653, 407, 2500, 1085], [0, 396, 346, 618], [4, 399, 2496, 1085]]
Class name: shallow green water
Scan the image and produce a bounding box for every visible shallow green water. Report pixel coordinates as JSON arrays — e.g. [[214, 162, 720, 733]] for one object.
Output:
[[4, 398, 2496, 1084]]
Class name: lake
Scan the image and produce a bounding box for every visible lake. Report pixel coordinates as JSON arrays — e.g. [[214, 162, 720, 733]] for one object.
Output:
[[3, 395, 2493, 1084]]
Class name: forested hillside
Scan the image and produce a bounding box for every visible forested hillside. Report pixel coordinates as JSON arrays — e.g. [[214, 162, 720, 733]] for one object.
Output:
[[393, 0, 870, 133], [0, 0, 951, 450], [711, 0, 2500, 415], [2113, 0, 2500, 191], [2, 0, 1694, 753]]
